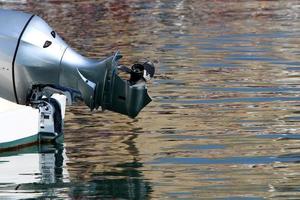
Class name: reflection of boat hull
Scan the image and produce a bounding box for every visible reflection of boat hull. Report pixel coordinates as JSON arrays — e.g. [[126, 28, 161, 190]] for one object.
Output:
[[0, 94, 66, 151], [0, 144, 69, 199]]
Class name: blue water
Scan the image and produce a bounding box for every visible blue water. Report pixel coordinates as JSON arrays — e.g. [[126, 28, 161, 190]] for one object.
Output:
[[1, 0, 300, 199]]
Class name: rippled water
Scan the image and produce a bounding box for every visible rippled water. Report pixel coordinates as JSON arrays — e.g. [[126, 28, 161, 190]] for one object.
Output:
[[1, 0, 300, 199]]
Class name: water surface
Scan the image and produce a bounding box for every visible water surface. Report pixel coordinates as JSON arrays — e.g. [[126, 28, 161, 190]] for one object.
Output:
[[1, 0, 300, 199]]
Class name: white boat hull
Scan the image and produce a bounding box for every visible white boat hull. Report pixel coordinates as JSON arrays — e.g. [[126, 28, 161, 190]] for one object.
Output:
[[0, 98, 39, 148], [0, 95, 66, 150]]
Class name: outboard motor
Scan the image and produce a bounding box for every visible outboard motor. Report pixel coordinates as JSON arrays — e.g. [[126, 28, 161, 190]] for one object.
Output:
[[0, 9, 155, 118]]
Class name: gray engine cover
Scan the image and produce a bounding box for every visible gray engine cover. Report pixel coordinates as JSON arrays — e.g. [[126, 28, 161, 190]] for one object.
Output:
[[15, 14, 68, 104], [0, 9, 32, 102], [0, 9, 68, 104], [0, 9, 152, 118]]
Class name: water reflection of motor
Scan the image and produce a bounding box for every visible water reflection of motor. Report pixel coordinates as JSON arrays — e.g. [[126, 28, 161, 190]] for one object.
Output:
[[0, 144, 152, 199], [0, 9, 155, 119]]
